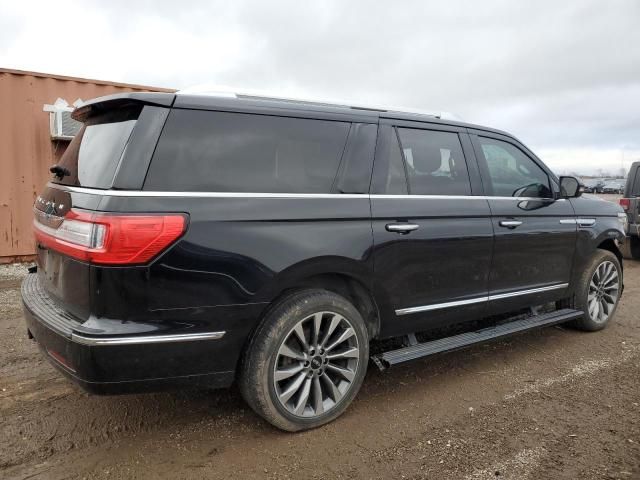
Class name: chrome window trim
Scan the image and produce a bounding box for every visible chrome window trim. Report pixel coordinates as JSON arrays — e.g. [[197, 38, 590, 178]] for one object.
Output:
[[395, 283, 569, 316], [71, 331, 226, 346], [48, 184, 563, 202], [48, 184, 368, 199], [372, 194, 560, 201]]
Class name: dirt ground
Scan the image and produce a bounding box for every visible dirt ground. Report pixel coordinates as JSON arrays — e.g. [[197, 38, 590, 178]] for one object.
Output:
[[1, 228, 639, 478]]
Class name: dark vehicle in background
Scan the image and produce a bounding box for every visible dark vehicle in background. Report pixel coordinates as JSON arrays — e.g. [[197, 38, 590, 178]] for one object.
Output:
[[602, 180, 625, 194], [620, 162, 640, 259], [583, 178, 604, 193], [21, 91, 627, 431]]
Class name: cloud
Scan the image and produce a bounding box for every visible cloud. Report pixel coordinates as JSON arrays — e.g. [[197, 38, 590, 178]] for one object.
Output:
[[1, 0, 638, 174]]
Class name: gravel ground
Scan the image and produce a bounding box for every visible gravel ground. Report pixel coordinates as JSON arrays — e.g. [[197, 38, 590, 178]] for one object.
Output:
[[1, 255, 639, 479]]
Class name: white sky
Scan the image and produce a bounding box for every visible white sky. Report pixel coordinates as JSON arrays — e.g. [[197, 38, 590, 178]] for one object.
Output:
[[1, 0, 639, 176]]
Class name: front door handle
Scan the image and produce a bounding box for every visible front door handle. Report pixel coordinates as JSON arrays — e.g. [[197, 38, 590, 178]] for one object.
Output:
[[499, 220, 523, 229], [386, 223, 420, 234]]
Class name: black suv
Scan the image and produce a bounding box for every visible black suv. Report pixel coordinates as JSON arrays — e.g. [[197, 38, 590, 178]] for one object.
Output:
[[22, 92, 627, 431]]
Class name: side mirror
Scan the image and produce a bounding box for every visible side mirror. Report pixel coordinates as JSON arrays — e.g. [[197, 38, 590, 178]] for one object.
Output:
[[559, 176, 583, 198]]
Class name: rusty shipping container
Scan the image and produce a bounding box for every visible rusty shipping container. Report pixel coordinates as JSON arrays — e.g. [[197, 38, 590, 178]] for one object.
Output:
[[0, 68, 175, 263]]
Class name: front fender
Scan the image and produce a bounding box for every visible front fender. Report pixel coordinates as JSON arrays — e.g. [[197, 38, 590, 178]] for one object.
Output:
[[567, 215, 625, 298]]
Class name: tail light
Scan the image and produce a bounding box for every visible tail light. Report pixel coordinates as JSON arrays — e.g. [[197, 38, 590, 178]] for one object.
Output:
[[34, 209, 187, 265], [619, 198, 630, 211]]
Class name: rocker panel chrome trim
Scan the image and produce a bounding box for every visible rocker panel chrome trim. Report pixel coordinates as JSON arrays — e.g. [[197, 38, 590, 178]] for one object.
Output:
[[395, 296, 488, 315], [395, 283, 569, 316], [487, 283, 569, 301]]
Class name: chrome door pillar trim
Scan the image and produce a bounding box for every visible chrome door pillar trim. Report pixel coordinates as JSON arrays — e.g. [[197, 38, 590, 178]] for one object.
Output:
[[395, 283, 569, 316]]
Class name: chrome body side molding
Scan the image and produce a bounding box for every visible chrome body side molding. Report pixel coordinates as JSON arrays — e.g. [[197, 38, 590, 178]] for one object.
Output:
[[395, 283, 569, 316], [395, 296, 489, 315], [486, 283, 569, 301]]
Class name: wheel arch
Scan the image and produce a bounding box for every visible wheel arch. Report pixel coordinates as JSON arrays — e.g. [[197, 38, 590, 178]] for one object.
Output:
[[597, 238, 623, 269], [564, 225, 625, 302], [262, 272, 381, 340], [248, 256, 379, 338]]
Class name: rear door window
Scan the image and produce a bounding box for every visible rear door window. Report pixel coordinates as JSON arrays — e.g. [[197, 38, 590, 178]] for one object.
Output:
[[53, 107, 141, 188], [397, 128, 472, 195], [144, 110, 351, 193]]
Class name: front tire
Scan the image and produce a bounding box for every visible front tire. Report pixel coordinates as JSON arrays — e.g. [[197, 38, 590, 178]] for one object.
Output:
[[569, 250, 622, 331], [239, 289, 369, 431]]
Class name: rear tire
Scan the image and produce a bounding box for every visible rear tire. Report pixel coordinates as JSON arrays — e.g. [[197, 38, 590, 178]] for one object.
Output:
[[567, 250, 622, 331], [239, 289, 369, 431]]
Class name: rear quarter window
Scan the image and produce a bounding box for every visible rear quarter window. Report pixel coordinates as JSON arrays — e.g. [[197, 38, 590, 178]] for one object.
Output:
[[53, 107, 141, 189], [144, 110, 351, 193]]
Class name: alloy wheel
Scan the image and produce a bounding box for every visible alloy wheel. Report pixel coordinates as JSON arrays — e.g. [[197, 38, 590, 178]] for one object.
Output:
[[588, 260, 620, 323], [273, 311, 360, 418]]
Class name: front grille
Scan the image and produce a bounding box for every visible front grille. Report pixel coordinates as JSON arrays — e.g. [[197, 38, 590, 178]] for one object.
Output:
[[21, 274, 82, 337]]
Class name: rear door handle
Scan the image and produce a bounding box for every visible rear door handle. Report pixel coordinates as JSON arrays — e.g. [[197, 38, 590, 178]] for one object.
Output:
[[385, 223, 420, 234], [499, 220, 523, 228]]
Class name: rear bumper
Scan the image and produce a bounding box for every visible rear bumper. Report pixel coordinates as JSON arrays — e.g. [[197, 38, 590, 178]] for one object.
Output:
[[21, 274, 235, 394]]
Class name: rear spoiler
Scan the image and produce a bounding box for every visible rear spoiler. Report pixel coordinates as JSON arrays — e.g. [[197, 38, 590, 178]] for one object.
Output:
[[71, 92, 176, 122]]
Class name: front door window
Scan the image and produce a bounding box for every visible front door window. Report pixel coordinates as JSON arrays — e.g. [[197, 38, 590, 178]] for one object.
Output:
[[477, 137, 552, 198]]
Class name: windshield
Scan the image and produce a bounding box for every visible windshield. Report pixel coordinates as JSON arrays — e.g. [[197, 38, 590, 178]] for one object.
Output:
[[52, 106, 141, 188]]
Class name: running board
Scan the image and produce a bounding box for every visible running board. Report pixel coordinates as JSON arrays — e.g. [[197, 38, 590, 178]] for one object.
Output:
[[372, 308, 584, 370]]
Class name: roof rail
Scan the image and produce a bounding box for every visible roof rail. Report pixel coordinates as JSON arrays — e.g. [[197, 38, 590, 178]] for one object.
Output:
[[176, 84, 462, 121]]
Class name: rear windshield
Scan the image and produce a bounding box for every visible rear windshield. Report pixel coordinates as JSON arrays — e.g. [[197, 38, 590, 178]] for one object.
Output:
[[53, 106, 141, 188]]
